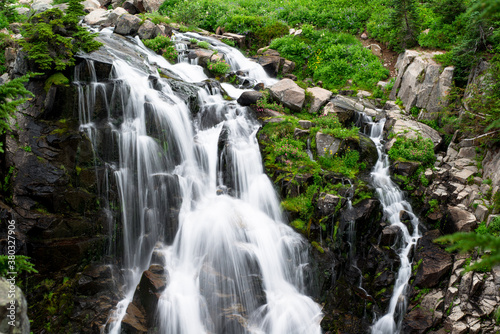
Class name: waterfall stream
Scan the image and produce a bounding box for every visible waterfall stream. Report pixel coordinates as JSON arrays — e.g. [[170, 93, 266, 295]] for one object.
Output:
[[361, 115, 421, 334], [75, 30, 322, 334]]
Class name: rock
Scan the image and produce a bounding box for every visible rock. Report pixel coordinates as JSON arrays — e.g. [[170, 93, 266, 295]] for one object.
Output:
[[450, 168, 475, 184], [390, 50, 454, 113], [317, 194, 343, 216], [123, 0, 144, 14], [446, 206, 477, 233], [306, 87, 333, 113], [269, 79, 305, 112], [155, 23, 173, 38], [299, 120, 313, 129], [215, 26, 224, 35], [0, 278, 30, 334], [414, 230, 453, 288], [15, 7, 30, 16], [385, 109, 442, 149], [84, 9, 111, 25], [137, 20, 157, 40], [294, 29, 302, 36], [403, 308, 433, 334], [392, 160, 421, 177], [237, 91, 263, 106], [380, 225, 400, 246], [284, 73, 297, 81], [122, 303, 148, 333], [360, 32, 368, 39], [97, 0, 112, 6], [316, 132, 341, 157], [31, 0, 53, 14], [368, 44, 382, 57], [474, 204, 488, 222], [255, 55, 284, 77], [282, 60, 295, 74], [222, 33, 245, 48], [83, 0, 101, 10], [114, 14, 142, 36], [482, 149, 500, 192], [322, 101, 354, 124], [108, 7, 128, 24], [293, 128, 309, 138], [142, 0, 163, 12], [458, 147, 476, 160]]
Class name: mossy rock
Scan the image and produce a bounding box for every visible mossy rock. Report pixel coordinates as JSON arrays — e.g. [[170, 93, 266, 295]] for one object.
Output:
[[44, 72, 70, 92]]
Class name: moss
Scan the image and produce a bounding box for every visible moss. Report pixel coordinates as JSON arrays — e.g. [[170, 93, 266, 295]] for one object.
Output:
[[44, 72, 69, 92], [311, 241, 325, 254]]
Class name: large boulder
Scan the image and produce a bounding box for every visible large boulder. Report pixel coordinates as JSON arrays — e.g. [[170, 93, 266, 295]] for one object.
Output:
[[316, 132, 341, 157], [237, 91, 263, 106], [269, 79, 305, 112], [142, 0, 163, 12], [390, 50, 454, 115], [445, 206, 477, 233], [108, 7, 128, 25], [307, 87, 333, 113], [414, 230, 453, 288], [84, 9, 111, 25], [114, 13, 142, 36], [0, 278, 30, 334], [137, 20, 157, 40]]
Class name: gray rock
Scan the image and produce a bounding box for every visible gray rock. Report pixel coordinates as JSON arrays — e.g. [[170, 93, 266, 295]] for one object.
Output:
[[458, 147, 477, 160], [306, 87, 333, 113], [0, 278, 30, 334], [298, 120, 312, 129], [84, 9, 111, 25], [108, 7, 128, 24], [446, 206, 477, 233], [390, 50, 453, 113], [237, 91, 263, 106], [322, 101, 354, 124], [316, 132, 341, 157], [474, 204, 488, 222], [269, 79, 305, 112], [138, 20, 157, 40], [482, 149, 500, 193], [385, 109, 442, 149], [293, 128, 309, 138], [114, 13, 142, 36], [83, 0, 101, 10], [450, 168, 475, 184], [31, 0, 53, 14], [367, 44, 382, 57], [15, 7, 30, 16], [142, 0, 163, 12], [317, 194, 342, 216]]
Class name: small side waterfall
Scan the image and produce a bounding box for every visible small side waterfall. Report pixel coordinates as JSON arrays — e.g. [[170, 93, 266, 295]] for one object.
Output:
[[360, 115, 421, 334], [75, 30, 322, 334]]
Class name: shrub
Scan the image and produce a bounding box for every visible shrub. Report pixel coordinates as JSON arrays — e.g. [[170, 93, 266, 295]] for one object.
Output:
[[0, 255, 38, 277], [388, 135, 435, 165], [162, 45, 178, 62], [207, 58, 230, 75], [197, 40, 211, 49], [143, 35, 174, 53]]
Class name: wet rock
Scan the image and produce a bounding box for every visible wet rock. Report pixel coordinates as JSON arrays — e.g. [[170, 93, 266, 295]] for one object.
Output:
[[317, 194, 343, 216], [137, 20, 157, 40], [321, 101, 354, 124], [414, 230, 453, 288], [237, 91, 263, 106], [391, 160, 421, 177], [445, 206, 477, 233], [269, 79, 305, 112], [114, 14, 142, 36], [380, 225, 400, 246], [0, 278, 30, 334], [307, 87, 333, 113], [255, 55, 284, 77], [122, 303, 147, 333], [316, 132, 341, 157], [222, 33, 245, 48]]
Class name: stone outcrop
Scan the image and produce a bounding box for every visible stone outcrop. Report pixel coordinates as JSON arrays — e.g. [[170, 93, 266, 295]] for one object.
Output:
[[390, 50, 454, 118], [114, 13, 142, 36], [252, 49, 295, 77], [237, 91, 263, 106], [269, 79, 305, 112], [0, 278, 30, 334], [137, 20, 158, 40], [307, 87, 333, 113], [84, 9, 111, 26]]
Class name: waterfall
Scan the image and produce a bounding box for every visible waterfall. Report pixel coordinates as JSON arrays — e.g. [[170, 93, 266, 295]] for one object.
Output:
[[360, 116, 421, 334], [75, 30, 322, 334]]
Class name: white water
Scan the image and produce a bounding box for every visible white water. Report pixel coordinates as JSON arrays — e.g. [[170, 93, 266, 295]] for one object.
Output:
[[366, 117, 421, 334], [76, 31, 321, 334]]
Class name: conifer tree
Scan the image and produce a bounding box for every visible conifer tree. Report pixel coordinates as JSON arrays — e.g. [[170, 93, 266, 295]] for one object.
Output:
[[388, 0, 419, 50]]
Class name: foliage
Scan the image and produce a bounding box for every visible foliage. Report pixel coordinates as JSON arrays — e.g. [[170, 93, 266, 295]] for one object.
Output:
[[0, 0, 21, 30], [387, 0, 419, 51], [0, 74, 34, 153], [388, 135, 435, 165], [256, 94, 286, 113], [20, 3, 102, 71], [143, 35, 174, 53], [162, 45, 178, 62], [0, 255, 38, 277], [207, 58, 231, 75], [197, 40, 211, 49], [221, 38, 236, 47], [270, 25, 388, 89]]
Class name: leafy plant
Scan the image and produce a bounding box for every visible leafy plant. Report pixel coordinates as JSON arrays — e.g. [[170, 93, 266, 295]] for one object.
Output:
[[388, 135, 435, 166], [0, 255, 38, 278], [207, 58, 231, 75], [197, 40, 211, 49], [143, 35, 174, 53]]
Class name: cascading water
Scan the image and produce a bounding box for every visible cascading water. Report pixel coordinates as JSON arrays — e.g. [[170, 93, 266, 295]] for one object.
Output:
[[359, 115, 421, 334], [76, 30, 322, 334]]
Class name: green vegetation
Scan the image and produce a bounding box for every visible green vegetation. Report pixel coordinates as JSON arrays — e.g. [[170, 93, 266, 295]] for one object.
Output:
[[143, 35, 178, 62], [0, 74, 34, 153], [197, 40, 211, 49], [21, 0, 102, 71], [388, 136, 435, 166], [207, 58, 231, 75], [0, 255, 38, 278], [270, 25, 388, 89]]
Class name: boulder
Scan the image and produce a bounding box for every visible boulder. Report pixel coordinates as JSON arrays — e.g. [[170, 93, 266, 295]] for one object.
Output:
[[385, 109, 442, 149], [31, 0, 53, 14], [114, 14, 142, 36], [222, 33, 245, 48], [367, 44, 382, 57], [380, 225, 400, 246], [269, 79, 305, 112], [391, 160, 421, 177], [316, 132, 341, 157], [390, 50, 454, 113], [255, 56, 284, 77], [446, 206, 477, 233], [138, 20, 157, 40], [317, 194, 343, 216], [293, 128, 309, 138], [483, 148, 500, 192], [108, 7, 128, 24], [403, 308, 433, 334], [237, 91, 263, 106], [322, 101, 354, 124], [282, 60, 295, 74], [142, 0, 163, 12], [306, 87, 333, 113], [414, 230, 453, 288], [0, 278, 30, 334], [84, 9, 111, 25], [298, 120, 313, 129]]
